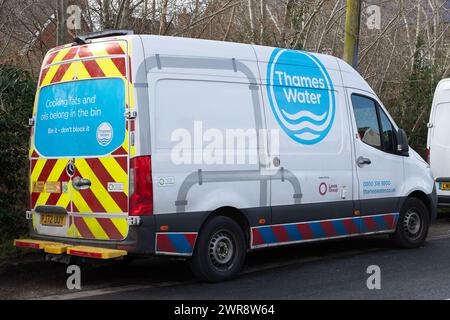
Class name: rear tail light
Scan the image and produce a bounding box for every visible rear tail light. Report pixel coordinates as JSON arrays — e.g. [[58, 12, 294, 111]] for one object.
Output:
[[426, 148, 430, 164], [130, 156, 153, 216]]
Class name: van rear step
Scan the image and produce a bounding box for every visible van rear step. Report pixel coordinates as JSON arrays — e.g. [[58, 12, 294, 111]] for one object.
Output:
[[13, 239, 127, 260]]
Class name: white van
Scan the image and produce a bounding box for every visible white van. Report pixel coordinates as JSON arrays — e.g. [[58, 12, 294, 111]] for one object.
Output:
[[15, 31, 436, 282], [427, 78, 450, 206]]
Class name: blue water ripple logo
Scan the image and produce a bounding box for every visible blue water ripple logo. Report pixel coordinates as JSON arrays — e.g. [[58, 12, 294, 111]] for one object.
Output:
[[266, 49, 336, 145]]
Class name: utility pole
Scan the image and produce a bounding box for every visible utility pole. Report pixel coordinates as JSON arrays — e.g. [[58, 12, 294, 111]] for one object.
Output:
[[56, 0, 68, 46], [343, 0, 362, 69]]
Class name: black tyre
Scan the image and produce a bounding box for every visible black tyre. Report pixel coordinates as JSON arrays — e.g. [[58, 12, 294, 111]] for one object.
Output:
[[390, 197, 429, 249], [189, 216, 246, 282]]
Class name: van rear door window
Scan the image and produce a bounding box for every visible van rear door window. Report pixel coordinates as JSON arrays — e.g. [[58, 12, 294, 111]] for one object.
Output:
[[34, 78, 126, 157]]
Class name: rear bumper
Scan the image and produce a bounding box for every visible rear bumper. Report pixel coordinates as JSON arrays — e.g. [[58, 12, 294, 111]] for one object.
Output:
[[26, 215, 157, 256]]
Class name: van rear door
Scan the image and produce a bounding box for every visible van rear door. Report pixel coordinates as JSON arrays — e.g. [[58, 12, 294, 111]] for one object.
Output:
[[30, 40, 132, 241]]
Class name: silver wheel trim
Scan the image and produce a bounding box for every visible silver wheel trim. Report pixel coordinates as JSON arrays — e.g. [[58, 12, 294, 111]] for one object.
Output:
[[208, 230, 235, 271], [403, 209, 422, 240]]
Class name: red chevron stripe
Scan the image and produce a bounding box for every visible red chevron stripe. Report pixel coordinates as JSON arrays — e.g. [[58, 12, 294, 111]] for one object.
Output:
[[297, 223, 314, 240], [78, 188, 106, 213], [383, 214, 395, 229], [85, 158, 127, 212], [31, 192, 39, 209], [36, 159, 57, 182], [96, 218, 123, 240], [271, 225, 290, 242], [157, 234, 177, 253], [38, 67, 49, 86], [252, 228, 265, 246], [61, 47, 78, 62], [50, 63, 71, 83], [31, 149, 39, 158], [363, 217, 378, 232], [43, 51, 59, 67], [320, 220, 337, 237], [112, 146, 127, 155], [343, 218, 359, 234], [104, 42, 125, 55], [111, 57, 126, 77], [114, 157, 128, 173], [128, 56, 132, 83], [82, 60, 106, 78], [74, 216, 95, 239], [184, 234, 197, 247]]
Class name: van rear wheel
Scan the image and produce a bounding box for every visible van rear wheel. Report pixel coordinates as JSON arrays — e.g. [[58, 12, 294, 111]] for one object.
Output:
[[189, 216, 246, 282], [390, 197, 429, 249]]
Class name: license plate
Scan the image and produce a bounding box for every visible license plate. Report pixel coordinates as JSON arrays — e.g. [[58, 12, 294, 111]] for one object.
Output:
[[440, 182, 450, 191], [40, 214, 66, 227]]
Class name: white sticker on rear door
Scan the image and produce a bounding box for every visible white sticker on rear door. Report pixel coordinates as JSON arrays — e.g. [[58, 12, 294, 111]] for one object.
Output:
[[108, 182, 124, 193]]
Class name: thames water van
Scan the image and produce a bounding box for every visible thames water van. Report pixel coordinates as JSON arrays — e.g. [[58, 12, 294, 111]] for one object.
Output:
[[15, 31, 436, 282], [427, 78, 450, 206]]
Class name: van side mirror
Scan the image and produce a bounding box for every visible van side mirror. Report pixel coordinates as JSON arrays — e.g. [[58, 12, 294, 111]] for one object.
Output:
[[396, 128, 409, 156]]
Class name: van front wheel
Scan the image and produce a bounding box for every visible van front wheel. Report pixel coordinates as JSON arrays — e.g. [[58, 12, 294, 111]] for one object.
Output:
[[189, 216, 246, 282], [390, 197, 429, 249]]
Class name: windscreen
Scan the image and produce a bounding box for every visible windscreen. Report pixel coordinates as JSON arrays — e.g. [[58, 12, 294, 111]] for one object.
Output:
[[35, 78, 126, 157]]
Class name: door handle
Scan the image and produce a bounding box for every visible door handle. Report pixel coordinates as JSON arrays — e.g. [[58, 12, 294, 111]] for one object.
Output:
[[357, 156, 372, 168], [72, 176, 91, 190]]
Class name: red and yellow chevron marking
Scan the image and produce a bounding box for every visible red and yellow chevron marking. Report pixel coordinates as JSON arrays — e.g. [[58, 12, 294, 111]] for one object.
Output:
[[29, 39, 134, 241]]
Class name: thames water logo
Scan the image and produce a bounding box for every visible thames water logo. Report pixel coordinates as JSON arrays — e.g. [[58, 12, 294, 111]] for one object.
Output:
[[96, 122, 113, 146], [266, 49, 335, 145]]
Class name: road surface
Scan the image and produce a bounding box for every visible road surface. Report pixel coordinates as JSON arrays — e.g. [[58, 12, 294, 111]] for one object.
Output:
[[3, 217, 450, 300]]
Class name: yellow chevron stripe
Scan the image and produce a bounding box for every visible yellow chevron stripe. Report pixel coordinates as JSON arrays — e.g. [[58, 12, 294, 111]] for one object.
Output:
[[35, 159, 67, 206], [75, 159, 122, 213], [61, 62, 76, 82], [98, 157, 128, 196], [74, 61, 91, 80], [83, 217, 109, 239], [110, 218, 128, 238], [72, 189, 92, 213], [96, 58, 124, 78], [51, 48, 71, 64], [40, 65, 59, 86], [30, 159, 46, 183], [123, 129, 129, 154]]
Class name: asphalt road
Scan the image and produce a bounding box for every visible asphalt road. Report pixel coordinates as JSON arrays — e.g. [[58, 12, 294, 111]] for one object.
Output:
[[4, 217, 450, 300]]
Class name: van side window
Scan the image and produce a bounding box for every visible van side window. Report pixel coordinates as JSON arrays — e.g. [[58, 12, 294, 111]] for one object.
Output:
[[379, 107, 396, 153], [351, 95, 381, 149]]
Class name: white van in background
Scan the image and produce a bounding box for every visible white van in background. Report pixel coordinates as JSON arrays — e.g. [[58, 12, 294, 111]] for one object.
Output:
[[16, 32, 437, 282], [427, 78, 450, 206]]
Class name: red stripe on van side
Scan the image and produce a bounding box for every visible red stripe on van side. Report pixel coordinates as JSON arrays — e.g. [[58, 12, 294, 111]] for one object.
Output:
[[184, 234, 197, 247], [252, 228, 265, 246], [342, 218, 359, 234], [85, 158, 127, 212], [96, 218, 123, 240], [320, 220, 337, 237], [383, 214, 395, 229], [157, 234, 177, 253], [31, 192, 39, 209], [363, 217, 378, 232], [74, 216, 95, 239], [271, 225, 290, 243], [297, 223, 314, 240]]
